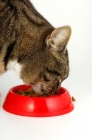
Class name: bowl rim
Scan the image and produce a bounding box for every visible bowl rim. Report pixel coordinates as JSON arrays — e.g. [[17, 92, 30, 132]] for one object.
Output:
[[9, 84, 69, 99]]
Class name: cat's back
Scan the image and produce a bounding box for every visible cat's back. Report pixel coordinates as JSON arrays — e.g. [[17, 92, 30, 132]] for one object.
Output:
[[0, 0, 54, 36], [0, 0, 54, 73], [0, 0, 54, 51]]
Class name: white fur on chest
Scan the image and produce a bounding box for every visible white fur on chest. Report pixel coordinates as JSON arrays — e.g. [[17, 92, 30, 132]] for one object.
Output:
[[6, 60, 22, 77]]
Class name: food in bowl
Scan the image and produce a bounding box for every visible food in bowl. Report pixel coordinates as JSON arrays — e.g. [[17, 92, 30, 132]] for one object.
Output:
[[17, 88, 55, 97], [17, 87, 76, 101]]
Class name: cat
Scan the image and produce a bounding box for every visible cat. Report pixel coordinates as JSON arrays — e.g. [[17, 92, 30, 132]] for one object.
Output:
[[0, 0, 71, 95]]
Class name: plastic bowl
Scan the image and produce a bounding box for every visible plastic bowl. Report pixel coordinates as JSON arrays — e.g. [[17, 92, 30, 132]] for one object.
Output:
[[3, 85, 74, 117]]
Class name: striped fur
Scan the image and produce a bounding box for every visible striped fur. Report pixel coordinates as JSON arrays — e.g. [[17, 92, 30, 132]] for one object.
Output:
[[0, 0, 71, 95]]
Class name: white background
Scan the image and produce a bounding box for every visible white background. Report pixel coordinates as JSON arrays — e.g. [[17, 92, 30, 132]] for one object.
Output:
[[0, 0, 92, 140]]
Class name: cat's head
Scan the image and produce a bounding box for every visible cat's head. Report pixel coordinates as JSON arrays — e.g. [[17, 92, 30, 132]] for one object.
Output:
[[20, 26, 71, 95]]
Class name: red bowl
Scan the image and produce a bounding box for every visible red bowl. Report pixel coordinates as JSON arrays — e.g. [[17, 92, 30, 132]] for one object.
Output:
[[3, 85, 74, 117]]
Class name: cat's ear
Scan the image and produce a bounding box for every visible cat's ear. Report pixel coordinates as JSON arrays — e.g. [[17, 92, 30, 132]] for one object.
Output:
[[46, 26, 71, 53]]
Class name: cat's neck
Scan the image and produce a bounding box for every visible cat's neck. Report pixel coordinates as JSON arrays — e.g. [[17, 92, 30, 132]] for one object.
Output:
[[6, 60, 22, 77]]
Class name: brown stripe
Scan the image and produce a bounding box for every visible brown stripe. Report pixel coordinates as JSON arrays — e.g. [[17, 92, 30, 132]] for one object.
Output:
[[22, 10, 44, 27], [7, 1, 17, 11], [4, 41, 16, 67], [20, 0, 32, 10], [0, 4, 8, 13], [21, 0, 45, 21]]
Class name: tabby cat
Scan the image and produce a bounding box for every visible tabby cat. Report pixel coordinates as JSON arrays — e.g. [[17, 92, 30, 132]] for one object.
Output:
[[0, 0, 71, 95]]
